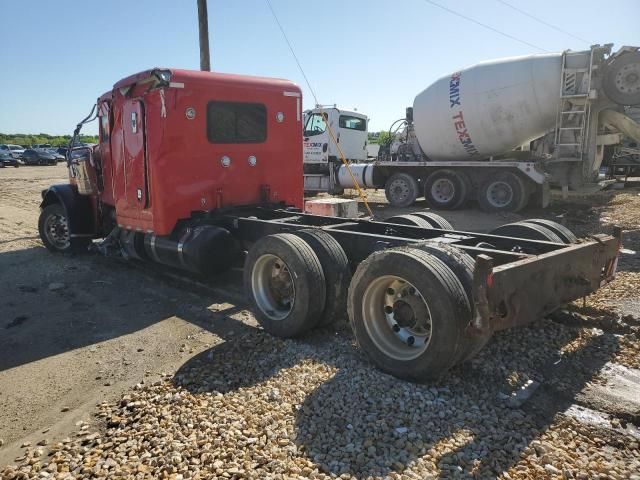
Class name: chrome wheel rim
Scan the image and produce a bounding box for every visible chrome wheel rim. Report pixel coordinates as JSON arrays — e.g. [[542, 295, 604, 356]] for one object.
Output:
[[251, 254, 295, 321], [44, 213, 70, 250], [389, 179, 411, 204], [431, 178, 455, 203], [486, 181, 513, 208], [362, 275, 432, 361]]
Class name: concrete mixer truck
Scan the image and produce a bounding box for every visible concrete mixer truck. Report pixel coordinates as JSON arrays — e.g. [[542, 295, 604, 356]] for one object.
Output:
[[305, 43, 640, 212]]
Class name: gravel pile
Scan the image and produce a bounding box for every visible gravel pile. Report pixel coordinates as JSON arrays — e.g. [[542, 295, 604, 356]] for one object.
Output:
[[3, 188, 640, 479], [2, 315, 639, 479]]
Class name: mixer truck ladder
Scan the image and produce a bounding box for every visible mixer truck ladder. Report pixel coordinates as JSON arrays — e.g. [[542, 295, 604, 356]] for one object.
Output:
[[554, 48, 596, 161]]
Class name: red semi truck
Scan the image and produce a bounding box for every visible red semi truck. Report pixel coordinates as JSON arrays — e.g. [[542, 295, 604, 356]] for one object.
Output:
[[38, 68, 621, 381]]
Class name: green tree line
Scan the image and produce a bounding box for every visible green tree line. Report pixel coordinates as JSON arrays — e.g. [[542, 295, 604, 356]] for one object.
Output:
[[0, 133, 98, 147]]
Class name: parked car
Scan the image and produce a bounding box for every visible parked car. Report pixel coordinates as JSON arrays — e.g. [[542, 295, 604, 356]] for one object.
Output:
[[0, 151, 20, 167], [46, 148, 65, 162], [0, 144, 26, 158], [56, 146, 68, 157], [21, 149, 57, 166]]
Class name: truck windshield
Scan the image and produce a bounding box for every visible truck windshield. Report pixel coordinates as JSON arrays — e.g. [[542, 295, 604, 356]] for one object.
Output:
[[304, 113, 327, 137]]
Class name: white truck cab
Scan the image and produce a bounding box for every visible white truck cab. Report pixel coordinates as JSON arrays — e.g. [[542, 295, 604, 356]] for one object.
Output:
[[303, 107, 368, 193]]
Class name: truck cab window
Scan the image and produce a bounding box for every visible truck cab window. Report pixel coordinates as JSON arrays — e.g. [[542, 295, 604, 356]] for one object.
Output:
[[207, 101, 267, 143], [304, 113, 327, 137], [339, 115, 366, 131]]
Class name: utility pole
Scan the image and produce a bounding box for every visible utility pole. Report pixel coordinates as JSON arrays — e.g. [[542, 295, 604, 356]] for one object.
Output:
[[197, 0, 211, 71]]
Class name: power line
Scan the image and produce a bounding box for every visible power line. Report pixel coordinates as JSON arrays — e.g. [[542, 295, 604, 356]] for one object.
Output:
[[265, 0, 319, 104], [419, 0, 549, 52], [495, 0, 592, 45]]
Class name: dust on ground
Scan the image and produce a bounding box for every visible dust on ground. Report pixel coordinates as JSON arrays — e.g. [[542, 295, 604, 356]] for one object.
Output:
[[1, 165, 639, 478]]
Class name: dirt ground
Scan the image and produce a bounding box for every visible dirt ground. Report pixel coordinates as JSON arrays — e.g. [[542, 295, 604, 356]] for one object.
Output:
[[1, 164, 639, 478]]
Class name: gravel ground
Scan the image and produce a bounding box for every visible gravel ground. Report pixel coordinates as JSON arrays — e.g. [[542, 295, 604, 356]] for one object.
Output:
[[1, 167, 640, 479]]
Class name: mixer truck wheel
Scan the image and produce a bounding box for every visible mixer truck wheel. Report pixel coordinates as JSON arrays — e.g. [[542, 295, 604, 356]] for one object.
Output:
[[385, 214, 433, 228], [424, 170, 468, 210], [477, 172, 526, 213], [384, 173, 419, 208], [244, 233, 326, 338], [293, 229, 351, 327], [348, 247, 471, 381], [603, 51, 640, 106], [410, 212, 454, 230]]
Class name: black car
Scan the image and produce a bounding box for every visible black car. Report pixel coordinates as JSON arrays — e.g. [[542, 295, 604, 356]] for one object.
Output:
[[21, 149, 57, 166], [46, 148, 66, 162], [0, 151, 20, 167]]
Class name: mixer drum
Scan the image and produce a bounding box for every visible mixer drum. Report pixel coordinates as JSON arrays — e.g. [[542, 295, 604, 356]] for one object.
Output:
[[413, 53, 562, 161]]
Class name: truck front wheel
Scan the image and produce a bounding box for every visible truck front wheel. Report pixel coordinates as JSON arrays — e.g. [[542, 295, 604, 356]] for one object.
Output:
[[38, 203, 89, 253]]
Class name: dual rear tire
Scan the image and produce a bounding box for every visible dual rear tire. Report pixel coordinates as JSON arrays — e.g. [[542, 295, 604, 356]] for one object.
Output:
[[245, 231, 484, 381], [244, 230, 351, 337]]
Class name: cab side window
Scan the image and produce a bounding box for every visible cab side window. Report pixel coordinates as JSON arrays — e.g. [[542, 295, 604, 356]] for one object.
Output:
[[339, 115, 366, 131]]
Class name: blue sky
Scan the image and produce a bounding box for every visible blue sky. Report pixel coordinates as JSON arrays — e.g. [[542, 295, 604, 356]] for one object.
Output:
[[0, 0, 637, 135]]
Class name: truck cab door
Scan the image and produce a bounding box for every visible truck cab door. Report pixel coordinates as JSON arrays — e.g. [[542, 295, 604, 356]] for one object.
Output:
[[122, 100, 148, 210], [334, 114, 368, 162]]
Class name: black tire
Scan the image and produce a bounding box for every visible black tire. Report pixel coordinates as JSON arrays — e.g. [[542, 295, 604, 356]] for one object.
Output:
[[519, 219, 578, 244], [384, 172, 419, 208], [410, 211, 454, 230], [477, 172, 526, 213], [414, 243, 492, 364], [385, 214, 433, 228], [38, 203, 90, 253], [424, 169, 468, 210], [293, 229, 351, 327], [489, 222, 563, 243], [244, 233, 326, 338], [347, 247, 472, 381]]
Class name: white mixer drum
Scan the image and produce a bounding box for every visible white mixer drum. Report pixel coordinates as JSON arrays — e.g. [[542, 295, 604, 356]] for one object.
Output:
[[413, 53, 562, 160]]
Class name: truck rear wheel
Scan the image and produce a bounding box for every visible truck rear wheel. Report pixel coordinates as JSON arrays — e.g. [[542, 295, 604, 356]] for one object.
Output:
[[384, 173, 419, 208], [489, 222, 563, 243], [38, 203, 90, 253], [244, 233, 326, 338], [347, 247, 471, 381], [519, 219, 578, 244], [477, 172, 526, 213], [385, 214, 433, 228], [414, 243, 492, 364], [293, 229, 351, 327], [424, 169, 468, 210], [410, 211, 454, 230]]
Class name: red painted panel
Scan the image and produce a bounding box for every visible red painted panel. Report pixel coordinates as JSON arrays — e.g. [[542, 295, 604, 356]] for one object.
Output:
[[97, 69, 304, 235]]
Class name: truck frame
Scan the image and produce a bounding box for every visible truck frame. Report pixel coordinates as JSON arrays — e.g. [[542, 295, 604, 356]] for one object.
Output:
[[38, 68, 620, 381]]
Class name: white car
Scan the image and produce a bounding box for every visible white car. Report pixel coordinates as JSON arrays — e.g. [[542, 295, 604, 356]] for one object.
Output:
[[0, 144, 26, 158]]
